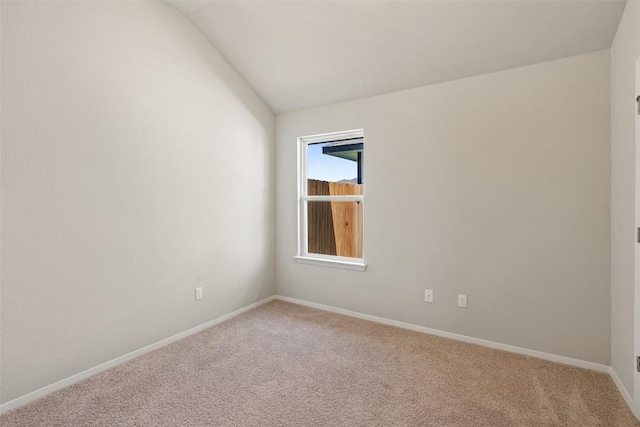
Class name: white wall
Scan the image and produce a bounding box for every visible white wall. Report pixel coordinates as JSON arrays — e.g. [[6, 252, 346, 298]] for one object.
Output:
[[632, 55, 640, 419], [1, 1, 275, 404], [636, 55, 640, 411], [276, 51, 611, 365], [610, 0, 640, 400]]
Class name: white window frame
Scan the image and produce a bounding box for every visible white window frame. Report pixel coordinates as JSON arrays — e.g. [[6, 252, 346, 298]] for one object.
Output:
[[294, 129, 366, 271]]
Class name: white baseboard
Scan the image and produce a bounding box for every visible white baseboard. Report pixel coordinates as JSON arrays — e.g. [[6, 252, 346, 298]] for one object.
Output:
[[274, 295, 610, 373], [0, 295, 277, 414], [609, 367, 638, 420], [2, 294, 632, 418], [610, 367, 634, 408]]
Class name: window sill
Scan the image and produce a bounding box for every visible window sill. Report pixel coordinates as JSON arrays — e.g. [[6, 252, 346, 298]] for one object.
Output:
[[293, 256, 367, 271]]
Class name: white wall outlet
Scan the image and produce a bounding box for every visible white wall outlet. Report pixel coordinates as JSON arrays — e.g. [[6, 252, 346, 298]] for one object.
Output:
[[424, 289, 433, 303], [195, 287, 203, 301], [458, 294, 467, 308]]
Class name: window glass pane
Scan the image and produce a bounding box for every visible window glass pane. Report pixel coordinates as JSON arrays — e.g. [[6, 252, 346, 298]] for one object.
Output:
[[307, 140, 364, 196], [307, 201, 363, 258]]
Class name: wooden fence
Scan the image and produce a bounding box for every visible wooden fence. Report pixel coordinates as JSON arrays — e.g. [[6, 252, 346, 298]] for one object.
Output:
[[308, 179, 363, 258]]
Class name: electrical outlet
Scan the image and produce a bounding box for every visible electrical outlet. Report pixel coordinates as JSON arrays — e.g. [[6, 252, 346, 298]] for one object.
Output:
[[195, 287, 203, 301], [424, 289, 433, 303], [458, 294, 467, 308]]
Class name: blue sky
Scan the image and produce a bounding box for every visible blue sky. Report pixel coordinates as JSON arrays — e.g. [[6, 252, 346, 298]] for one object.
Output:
[[307, 142, 357, 183]]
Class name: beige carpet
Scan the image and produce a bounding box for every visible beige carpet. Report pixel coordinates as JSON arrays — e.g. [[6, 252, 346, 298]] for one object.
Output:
[[1, 300, 637, 426]]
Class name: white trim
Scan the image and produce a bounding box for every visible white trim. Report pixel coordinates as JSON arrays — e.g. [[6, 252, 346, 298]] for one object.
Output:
[[298, 129, 365, 145], [293, 256, 366, 271], [0, 295, 277, 414], [296, 252, 363, 264], [4, 294, 633, 418], [274, 295, 609, 373], [297, 129, 365, 266], [610, 367, 638, 419], [303, 195, 364, 202]]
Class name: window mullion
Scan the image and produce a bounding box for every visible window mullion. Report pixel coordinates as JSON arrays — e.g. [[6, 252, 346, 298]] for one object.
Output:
[[303, 195, 364, 202]]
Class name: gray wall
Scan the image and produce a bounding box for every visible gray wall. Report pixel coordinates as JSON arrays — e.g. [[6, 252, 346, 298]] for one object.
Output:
[[276, 51, 611, 365], [1, 1, 275, 404], [611, 0, 640, 401]]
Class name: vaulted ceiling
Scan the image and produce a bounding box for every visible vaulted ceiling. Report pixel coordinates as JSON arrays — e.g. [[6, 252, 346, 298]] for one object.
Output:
[[165, 1, 626, 113]]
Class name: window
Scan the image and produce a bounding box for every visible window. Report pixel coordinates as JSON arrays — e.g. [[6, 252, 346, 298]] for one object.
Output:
[[295, 130, 365, 271]]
